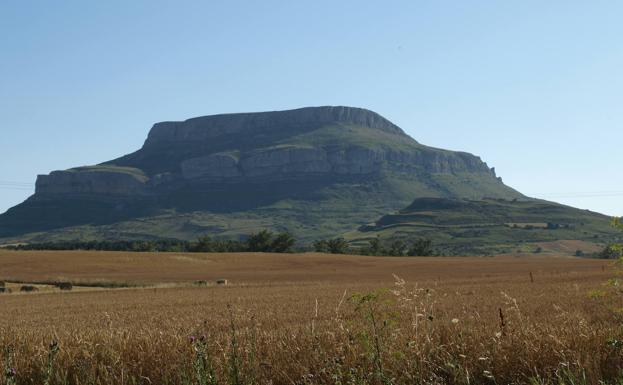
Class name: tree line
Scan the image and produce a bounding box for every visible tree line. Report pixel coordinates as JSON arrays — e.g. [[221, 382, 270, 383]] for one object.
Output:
[[5, 231, 436, 256], [6, 230, 296, 253], [313, 236, 434, 256]]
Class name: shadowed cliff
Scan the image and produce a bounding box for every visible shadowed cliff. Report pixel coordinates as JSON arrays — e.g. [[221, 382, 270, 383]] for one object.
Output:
[[0, 106, 523, 242]]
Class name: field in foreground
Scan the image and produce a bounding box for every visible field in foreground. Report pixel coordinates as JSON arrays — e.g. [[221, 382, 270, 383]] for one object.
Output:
[[0, 250, 622, 385]]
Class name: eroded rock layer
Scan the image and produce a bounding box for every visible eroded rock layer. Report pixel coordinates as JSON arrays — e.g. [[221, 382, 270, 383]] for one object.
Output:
[[0, 106, 521, 240]]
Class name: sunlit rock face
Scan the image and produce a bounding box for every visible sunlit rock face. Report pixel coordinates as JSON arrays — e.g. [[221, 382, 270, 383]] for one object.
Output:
[[2, 106, 518, 241]]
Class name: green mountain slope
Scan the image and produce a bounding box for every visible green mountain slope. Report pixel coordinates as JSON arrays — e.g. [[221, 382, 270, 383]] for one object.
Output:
[[0, 106, 556, 244], [345, 197, 618, 255]]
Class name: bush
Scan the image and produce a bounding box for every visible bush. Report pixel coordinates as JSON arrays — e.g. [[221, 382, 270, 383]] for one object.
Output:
[[20, 285, 38, 292], [314, 238, 349, 254], [246, 230, 296, 253], [246, 230, 274, 252], [387, 240, 407, 256], [364, 236, 383, 256], [193, 236, 215, 252], [600, 244, 623, 259], [313, 240, 329, 253], [57, 282, 73, 291], [407, 238, 434, 256], [270, 232, 295, 253]]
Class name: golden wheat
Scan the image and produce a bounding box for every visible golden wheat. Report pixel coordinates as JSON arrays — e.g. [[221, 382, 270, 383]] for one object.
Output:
[[0, 250, 620, 385]]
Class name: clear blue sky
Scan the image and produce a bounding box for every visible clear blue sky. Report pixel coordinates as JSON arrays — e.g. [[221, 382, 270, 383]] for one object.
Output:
[[1, 1, 621, 216]]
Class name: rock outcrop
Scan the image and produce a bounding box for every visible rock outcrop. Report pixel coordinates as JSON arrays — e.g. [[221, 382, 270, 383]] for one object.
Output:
[[35, 167, 149, 196], [1, 106, 521, 241], [144, 106, 406, 146], [32, 106, 498, 195]]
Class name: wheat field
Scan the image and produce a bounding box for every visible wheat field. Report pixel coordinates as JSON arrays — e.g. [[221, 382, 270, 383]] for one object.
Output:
[[0, 250, 621, 385]]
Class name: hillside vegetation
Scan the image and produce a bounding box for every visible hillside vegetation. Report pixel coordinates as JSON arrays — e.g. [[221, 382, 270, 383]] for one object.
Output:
[[0, 107, 521, 244], [347, 197, 619, 255]]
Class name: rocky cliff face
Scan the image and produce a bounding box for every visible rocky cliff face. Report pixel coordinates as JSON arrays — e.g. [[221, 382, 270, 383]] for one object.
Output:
[[33, 106, 497, 196], [144, 106, 406, 146], [36, 167, 149, 196], [176, 145, 496, 182], [1, 106, 520, 241]]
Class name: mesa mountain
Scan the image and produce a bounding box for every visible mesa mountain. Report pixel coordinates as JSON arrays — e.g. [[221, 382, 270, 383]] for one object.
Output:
[[0, 106, 615, 252]]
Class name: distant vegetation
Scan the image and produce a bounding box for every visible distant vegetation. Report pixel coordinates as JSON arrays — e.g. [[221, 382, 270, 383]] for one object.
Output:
[[600, 217, 623, 259], [5, 231, 436, 256], [351, 198, 619, 255], [313, 236, 435, 256], [5, 230, 297, 254]]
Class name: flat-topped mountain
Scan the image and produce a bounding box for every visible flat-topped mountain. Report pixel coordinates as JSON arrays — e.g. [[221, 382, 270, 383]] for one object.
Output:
[[36, 106, 502, 196], [1, 106, 524, 243]]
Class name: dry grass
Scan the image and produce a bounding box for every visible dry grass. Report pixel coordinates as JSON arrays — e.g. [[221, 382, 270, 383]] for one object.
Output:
[[0, 250, 621, 385]]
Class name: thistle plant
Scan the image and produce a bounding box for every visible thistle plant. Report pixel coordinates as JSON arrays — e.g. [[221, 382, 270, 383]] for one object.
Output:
[[43, 341, 59, 385], [3, 345, 16, 385], [350, 290, 394, 385], [227, 305, 242, 385], [189, 335, 218, 385]]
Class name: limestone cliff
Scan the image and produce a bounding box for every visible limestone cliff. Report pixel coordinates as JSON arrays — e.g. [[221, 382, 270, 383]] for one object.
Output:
[[33, 106, 499, 195], [1, 106, 521, 241]]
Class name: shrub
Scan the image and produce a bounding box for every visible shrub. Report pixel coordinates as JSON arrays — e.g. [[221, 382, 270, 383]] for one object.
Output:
[[407, 238, 434, 256], [365, 236, 383, 256], [57, 282, 73, 291], [314, 238, 350, 254], [600, 244, 623, 259], [270, 232, 295, 253], [192, 236, 215, 252], [313, 240, 328, 253], [20, 285, 38, 292], [387, 240, 407, 256], [246, 230, 275, 252]]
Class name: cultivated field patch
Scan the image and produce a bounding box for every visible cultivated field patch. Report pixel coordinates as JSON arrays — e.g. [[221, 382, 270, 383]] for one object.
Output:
[[0, 251, 620, 385]]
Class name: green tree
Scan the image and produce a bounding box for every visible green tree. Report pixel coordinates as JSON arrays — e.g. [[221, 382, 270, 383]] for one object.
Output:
[[246, 230, 274, 252], [313, 238, 349, 254], [326, 238, 350, 254], [312, 240, 329, 253], [387, 240, 407, 256], [407, 238, 434, 256], [271, 232, 296, 253], [600, 244, 623, 259], [132, 241, 155, 252], [601, 218, 623, 259], [193, 236, 214, 252], [366, 236, 382, 256]]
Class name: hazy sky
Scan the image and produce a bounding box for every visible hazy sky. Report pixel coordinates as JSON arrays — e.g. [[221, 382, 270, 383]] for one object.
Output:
[[1, 1, 621, 216]]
